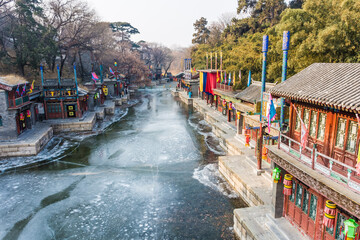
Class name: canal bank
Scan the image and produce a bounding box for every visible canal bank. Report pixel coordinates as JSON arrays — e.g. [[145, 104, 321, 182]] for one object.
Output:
[[0, 88, 243, 239], [175, 90, 307, 240]]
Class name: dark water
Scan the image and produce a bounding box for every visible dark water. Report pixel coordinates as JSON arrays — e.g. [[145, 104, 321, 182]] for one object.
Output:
[[0, 89, 246, 240]]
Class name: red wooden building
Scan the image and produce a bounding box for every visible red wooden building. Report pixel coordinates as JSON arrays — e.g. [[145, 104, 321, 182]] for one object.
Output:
[[0, 77, 34, 140], [43, 79, 84, 119], [268, 63, 360, 240]]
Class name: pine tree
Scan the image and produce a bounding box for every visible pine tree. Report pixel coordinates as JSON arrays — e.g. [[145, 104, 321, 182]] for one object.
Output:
[[192, 17, 210, 44]]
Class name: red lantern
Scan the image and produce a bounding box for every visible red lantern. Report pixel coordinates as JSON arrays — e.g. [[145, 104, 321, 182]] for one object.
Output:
[[245, 134, 250, 147], [26, 110, 31, 118], [323, 200, 336, 228], [283, 174, 293, 196], [20, 113, 25, 121], [262, 145, 268, 160], [229, 102, 233, 110], [222, 99, 226, 107]]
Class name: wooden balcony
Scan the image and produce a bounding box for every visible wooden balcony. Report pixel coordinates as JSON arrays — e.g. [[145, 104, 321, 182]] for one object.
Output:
[[216, 83, 233, 92], [276, 133, 360, 193], [8, 95, 30, 109]]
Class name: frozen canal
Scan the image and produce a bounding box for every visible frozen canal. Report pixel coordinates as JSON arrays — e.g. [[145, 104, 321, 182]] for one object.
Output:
[[0, 89, 245, 239]]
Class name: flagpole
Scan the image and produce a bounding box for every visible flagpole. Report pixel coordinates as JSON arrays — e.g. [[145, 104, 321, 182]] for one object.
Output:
[[100, 63, 104, 84], [248, 70, 252, 87], [40, 64, 44, 87], [74, 63, 79, 96], [280, 31, 290, 130], [57, 64, 61, 86], [260, 35, 269, 122]]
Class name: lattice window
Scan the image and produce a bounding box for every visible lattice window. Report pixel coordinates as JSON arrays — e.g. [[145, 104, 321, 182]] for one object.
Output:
[[309, 111, 317, 137], [309, 194, 317, 221], [289, 181, 296, 202], [317, 113, 327, 141], [295, 107, 301, 131], [302, 188, 309, 214], [335, 213, 346, 240], [303, 109, 310, 127], [335, 118, 347, 149], [346, 120, 358, 153], [295, 184, 303, 208]]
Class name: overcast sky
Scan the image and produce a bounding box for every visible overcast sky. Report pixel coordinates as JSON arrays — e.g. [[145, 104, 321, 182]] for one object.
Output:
[[86, 0, 238, 48]]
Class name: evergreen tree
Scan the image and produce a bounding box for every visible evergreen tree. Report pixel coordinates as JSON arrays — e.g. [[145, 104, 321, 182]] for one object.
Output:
[[192, 17, 210, 44]]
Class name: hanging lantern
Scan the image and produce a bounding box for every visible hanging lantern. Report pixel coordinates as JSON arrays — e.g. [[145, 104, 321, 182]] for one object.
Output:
[[272, 167, 281, 183], [19, 113, 25, 121], [237, 112, 241, 120], [323, 200, 336, 228], [229, 102, 233, 110], [262, 145, 268, 160], [222, 99, 226, 107], [26, 110, 31, 118], [214, 95, 217, 101], [245, 133, 250, 147], [343, 219, 359, 240], [50, 91, 54, 97], [283, 174, 293, 196]]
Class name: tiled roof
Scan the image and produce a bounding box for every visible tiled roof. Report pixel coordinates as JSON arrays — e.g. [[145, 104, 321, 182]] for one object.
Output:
[[270, 63, 360, 112], [61, 79, 75, 87], [43, 79, 58, 87], [235, 81, 276, 103], [0, 76, 28, 88]]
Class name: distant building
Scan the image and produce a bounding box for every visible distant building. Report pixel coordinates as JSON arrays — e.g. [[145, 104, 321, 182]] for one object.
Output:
[[0, 77, 35, 140], [42, 78, 85, 119]]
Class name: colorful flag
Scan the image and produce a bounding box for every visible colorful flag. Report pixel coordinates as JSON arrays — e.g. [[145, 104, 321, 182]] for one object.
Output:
[[294, 105, 308, 149], [92, 72, 99, 82], [233, 71, 235, 85], [21, 84, 26, 97], [228, 72, 231, 85], [221, 71, 224, 83], [28, 80, 35, 93], [16, 84, 20, 96], [239, 70, 242, 84], [356, 114, 360, 175], [224, 72, 227, 84], [109, 67, 115, 75], [267, 93, 277, 132], [216, 71, 220, 83]]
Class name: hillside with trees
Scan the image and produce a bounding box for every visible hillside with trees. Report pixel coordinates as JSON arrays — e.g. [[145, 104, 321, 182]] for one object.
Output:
[[191, 0, 360, 90]]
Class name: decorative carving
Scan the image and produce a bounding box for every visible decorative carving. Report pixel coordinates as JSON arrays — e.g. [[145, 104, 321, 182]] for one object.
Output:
[[268, 150, 360, 219]]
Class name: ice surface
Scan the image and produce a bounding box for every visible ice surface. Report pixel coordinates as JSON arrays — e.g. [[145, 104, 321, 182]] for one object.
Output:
[[0, 89, 240, 239]]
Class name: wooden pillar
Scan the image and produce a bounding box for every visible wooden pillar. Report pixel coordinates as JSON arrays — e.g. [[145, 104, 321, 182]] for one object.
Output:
[[60, 99, 65, 119], [76, 99, 81, 118], [315, 195, 325, 240], [44, 100, 48, 120], [257, 123, 263, 170]]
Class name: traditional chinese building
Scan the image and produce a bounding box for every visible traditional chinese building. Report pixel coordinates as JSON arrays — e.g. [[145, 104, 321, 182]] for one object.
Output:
[[43, 78, 83, 119], [0, 76, 35, 140], [234, 81, 278, 146], [268, 63, 360, 240]]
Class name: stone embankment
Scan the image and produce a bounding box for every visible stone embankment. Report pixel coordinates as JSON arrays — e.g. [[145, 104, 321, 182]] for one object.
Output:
[[0, 96, 127, 158], [174, 90, 307, 240]]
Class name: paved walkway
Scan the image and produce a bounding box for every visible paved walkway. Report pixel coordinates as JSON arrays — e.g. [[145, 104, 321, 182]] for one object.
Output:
[[176, 90, 308, 240]]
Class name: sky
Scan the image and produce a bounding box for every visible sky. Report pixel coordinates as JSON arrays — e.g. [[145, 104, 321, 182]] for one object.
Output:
[[86, 0, 238, 48]]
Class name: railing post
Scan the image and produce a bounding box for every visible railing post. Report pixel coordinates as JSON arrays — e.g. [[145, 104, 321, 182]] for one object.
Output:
[[347, 169, 352, 186], [278, 132, 281, 149], [312, 144, 317, 170], [329, 160, 333, 176], [288, 138, 291, 153]]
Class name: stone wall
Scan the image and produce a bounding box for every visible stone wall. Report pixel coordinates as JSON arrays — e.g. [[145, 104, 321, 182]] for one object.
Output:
[[0, 90, 18, 140]]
